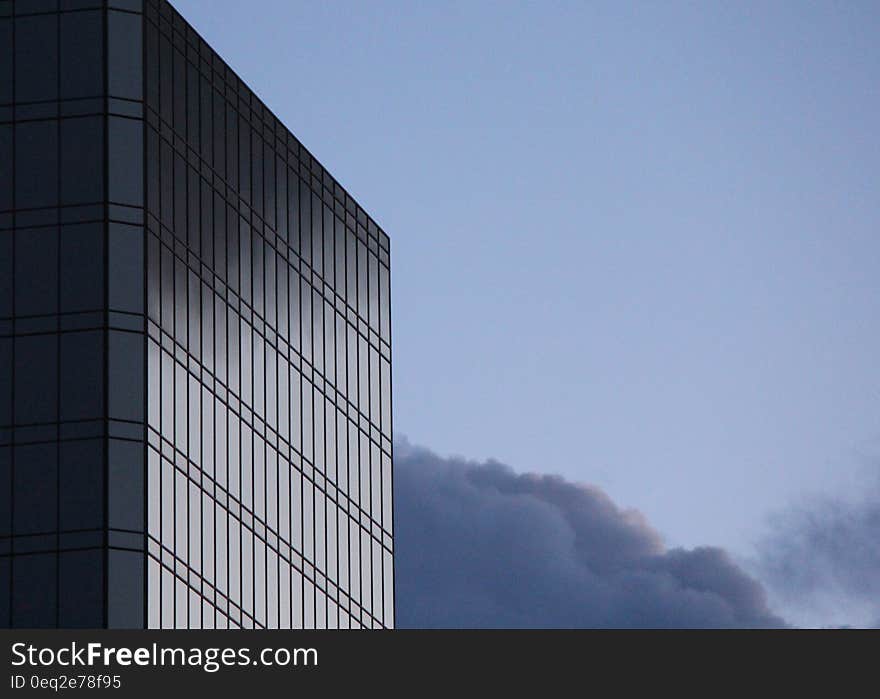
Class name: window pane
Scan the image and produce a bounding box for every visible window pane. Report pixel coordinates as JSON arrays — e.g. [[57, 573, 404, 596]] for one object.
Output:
[[0, 231, 9, 320], [0, 125, 11, 211], [0, 447, 10, 537], [108, 10, 142, 100], [15, 226, 58, 317], [109, 330, 144, 422], [60, 330, 103, 421], [16, 120, 59, 209], [60, 223, 104, 313], [59, 550, 104, 628], [109, 223, 144, 313], [60, 439, 104, 531], [14, 334, 58, 424], [109, 439, 144, 532], [108, 549, 144, 628], [61, 116, 103, 205], [109, 117, 144, 206], [0, 19, 11, 104], [14, 442, 57, 535], [13, 553, 57, 628], [15, 14, 58, 103], [60, 10, 103, 99]]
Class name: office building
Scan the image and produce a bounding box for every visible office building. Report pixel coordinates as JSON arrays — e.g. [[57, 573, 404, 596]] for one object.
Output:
[[0, 0, 394, 629]]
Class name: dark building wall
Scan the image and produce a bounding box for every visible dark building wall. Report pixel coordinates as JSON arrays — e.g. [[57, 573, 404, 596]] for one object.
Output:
[[0, 0, 147, 628], [143, 0, 394, 629]]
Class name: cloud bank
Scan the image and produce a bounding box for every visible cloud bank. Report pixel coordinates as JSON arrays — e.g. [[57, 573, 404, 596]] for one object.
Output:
[[394, 440, 785, 628], [756, 485, 880, 628]]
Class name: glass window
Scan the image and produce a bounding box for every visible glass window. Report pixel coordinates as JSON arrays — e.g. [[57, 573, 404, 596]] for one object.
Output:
[[60, 223, 104, 313], [334, 218, 346, 296], [264, 147, 276, 230], [12, 554, 57, 628], [14, 14, 58, 104], [357, 240, 368, 318], [0, 447, 10, 537], [380, 451, 393, 537], [60, 330, 103, 421], [145, 17, 159, 109], [109, 223, 144, 313], [288, 270, 300, 353], [199, 73, 212, 166], [239, 217, 251, 305], [287, 169, 299, 249], [60, 439, 104, 531], [109, 439, 144, 532], [252, 231, 264, 316], [61, 10, 103, 99], [0, 19, 11, 104], [108, 549, 144, 628], [59, 550, 103, 628], [159, 33, 172, 124], [346, 235, 357, 306], [310, 191, 322, 275], [252, 130, 263, 219], [300, 277, 311, 363], [14, 442, 57, 535], [212, 86, 225, 179], [0, 125, 11, 211], [368, 253, 380, 332], [275, 155, 287, 242], [299, 180, 311, 265], [109, 330, 144, 422], [14, 333, 57, 424], [15, 120, 59, 209], [186, 62, 199, 149], [15, 226, 58, 317], [379, 263, 390, 341], [312, 289, 323, 375], [61, 116, 103, 205], [238, 113, 250, 204], [108, 10, 142, 100], [109, 117, 143, 206]]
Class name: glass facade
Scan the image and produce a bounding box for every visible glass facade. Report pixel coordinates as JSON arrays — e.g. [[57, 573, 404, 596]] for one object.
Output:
[[0, 0, 394, 629]]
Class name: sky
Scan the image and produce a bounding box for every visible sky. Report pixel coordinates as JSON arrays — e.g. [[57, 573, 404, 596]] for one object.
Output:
[[171, 0, 880, 627]]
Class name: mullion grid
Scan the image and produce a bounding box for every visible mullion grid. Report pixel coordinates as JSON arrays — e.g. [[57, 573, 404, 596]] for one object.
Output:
[[146, 441, 386, 629], [146, 306, 392, 542], [0, 2, 107, 628], [146, 348, 392, 617], [144, 0, 391, 629]]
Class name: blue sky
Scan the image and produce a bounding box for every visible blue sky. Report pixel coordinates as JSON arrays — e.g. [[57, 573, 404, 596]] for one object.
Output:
[[173, 0, 880, 623]]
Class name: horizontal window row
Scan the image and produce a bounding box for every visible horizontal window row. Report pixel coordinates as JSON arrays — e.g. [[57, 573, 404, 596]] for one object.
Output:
[[0, 329, 144, 426], [147, 232, 391, 436], [0, 548, 143, 628], [146, 126, 391, 341], [147, 337, 393, 534], [147, 212, 390, 362], [0, 8, 141, 107], [0, 223, 144, 320], [147, 315, 392, 455], [0, 438, 143, 538], [147, 551, 385, 630], [0, 116, 143, 211], [148, 424, 392, 558], [146, 451, 392, 626], [143, 10, 390, 255]]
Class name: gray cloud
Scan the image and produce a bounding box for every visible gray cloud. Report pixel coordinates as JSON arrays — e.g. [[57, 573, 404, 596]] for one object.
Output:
[[394, 440, 786, 628], [756, 486, 880, 628]]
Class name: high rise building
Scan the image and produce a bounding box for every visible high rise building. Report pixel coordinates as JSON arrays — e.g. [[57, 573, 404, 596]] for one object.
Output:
[[0, 0, 394, 629]]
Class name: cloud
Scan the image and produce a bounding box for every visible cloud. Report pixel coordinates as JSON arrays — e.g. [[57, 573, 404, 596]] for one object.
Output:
[[755, 485, 880, 628], [394, 439, 786, 628]]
